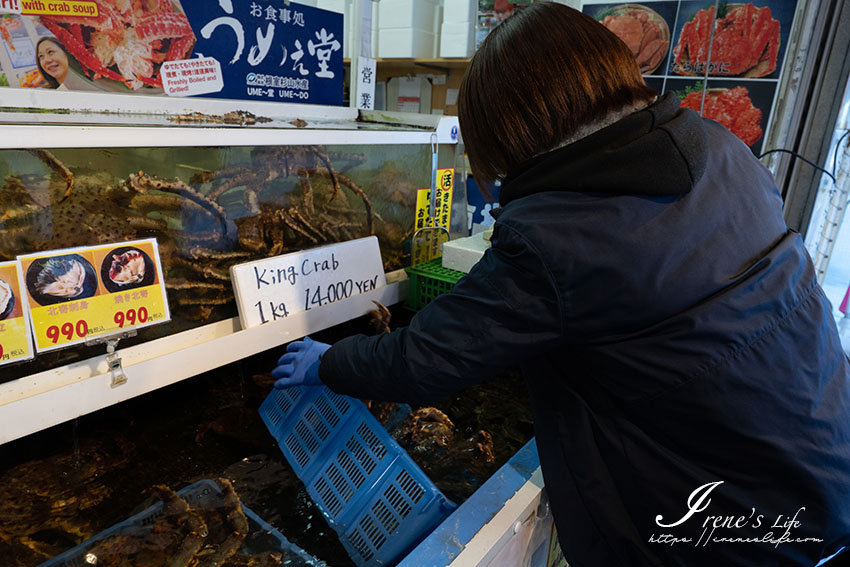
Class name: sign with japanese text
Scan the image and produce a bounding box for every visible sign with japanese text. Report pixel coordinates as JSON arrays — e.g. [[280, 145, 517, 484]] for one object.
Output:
[[161, 56, 223, 97], [0, 261, 34, 367], [0, 0, 343, 106], [356, 55, 376, 110], [412, 168, 454, 262], [415, 168, 455, 233], [231, 236, 386, 329], [18, 239, 170, 353]]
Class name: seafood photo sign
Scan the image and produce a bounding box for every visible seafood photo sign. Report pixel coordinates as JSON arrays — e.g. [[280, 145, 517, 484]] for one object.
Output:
[[582, 0, 799, 155], [230, 236, 386, 329], [0, 0, 343, 105], [17, 238, 170, 352], [0, 260, 35, 367]]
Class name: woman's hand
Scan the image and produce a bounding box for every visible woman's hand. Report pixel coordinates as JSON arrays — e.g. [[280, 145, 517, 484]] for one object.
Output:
[[271, 337, 331, 388]]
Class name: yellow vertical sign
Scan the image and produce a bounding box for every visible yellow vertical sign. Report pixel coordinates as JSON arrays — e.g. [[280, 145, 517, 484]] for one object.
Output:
[[413, 168, 455, 262], [414, 168, 455, 231], [0, 261, 35, 367]]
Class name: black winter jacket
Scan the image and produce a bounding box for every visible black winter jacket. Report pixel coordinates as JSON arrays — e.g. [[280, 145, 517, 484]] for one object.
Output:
[[320, 94, 850, 566]]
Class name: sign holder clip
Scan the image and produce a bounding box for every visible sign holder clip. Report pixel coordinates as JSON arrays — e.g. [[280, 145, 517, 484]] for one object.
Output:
[[86, 330, 138, 388]]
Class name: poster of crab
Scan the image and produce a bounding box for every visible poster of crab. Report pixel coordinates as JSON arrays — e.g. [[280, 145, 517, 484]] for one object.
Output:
[[0, 0, 344, 105], [582, 0, 798, 154], [665, 77, 776, 155]]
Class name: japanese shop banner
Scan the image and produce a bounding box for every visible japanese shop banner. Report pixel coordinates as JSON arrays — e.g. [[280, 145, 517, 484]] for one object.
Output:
[[0, 0, 343, 106], [0, 260, 35, 367], [581, 0, 798, 156], [17, 238, 170, 353]]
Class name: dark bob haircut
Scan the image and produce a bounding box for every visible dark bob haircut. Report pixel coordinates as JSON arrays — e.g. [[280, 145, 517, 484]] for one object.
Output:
[[458, 2, 658, 185]]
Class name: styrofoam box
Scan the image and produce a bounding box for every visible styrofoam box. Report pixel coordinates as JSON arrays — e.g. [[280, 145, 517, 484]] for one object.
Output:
[[379, 28, 435, 58], [442, 0, 476, 22], [440, 21, 474, 58], [379, 0, 438, 31], [442, 233, 491, 273]]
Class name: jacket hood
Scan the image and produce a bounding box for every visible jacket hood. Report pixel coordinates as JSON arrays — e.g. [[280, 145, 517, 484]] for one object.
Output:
[[499, 93, 709, 206]]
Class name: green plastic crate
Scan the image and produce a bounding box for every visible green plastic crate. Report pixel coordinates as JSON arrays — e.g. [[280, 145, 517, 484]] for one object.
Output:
[[404, 258, 465, 311]]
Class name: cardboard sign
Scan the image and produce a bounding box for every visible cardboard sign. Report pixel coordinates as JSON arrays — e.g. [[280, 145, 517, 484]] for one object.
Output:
[[231, 236, 386, 329], [18, 238, 170, 353], [0, 260, 34, 366]]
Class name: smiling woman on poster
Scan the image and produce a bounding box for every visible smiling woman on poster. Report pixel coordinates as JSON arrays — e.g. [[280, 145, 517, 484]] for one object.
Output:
[[36, 36, 96, 91]]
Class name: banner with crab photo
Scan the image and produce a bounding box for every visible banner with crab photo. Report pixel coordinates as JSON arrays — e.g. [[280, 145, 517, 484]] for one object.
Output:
[[0, 0, 343, 105], [582, 0, 799, 156]]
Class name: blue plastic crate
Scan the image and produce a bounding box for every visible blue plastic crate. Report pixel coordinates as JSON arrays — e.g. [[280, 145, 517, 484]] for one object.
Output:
[[39, 479, 323, 567], [260, 386, 457, 567]]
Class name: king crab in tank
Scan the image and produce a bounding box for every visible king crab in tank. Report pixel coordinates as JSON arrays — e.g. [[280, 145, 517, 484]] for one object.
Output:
[[0, 435, 136, 565], [84, 478, 282, 567], [362, 302, 497, 480]]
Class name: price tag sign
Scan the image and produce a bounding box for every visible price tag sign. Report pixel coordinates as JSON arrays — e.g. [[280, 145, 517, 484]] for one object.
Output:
[[0, 261, 35, 366], [230, 236, 387, 329], [17, 239, 171, 353]]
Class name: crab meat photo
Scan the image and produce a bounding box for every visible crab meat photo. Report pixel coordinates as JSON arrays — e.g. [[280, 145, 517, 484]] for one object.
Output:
[[680, 86, 764, 147], [673, 3, 781, 77], [38, 0, 195, 90], [598, 4, 670, 75]]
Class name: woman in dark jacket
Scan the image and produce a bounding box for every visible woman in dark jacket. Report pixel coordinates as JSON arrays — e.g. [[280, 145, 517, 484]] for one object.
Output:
[[272, 3, 850, 565]]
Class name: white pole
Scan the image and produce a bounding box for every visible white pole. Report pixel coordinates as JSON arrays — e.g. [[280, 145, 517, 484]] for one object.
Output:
[[812, 136, 850, 284]]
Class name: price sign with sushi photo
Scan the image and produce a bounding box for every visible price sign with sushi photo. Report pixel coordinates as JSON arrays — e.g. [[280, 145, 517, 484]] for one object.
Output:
[[17, 238, 170, 353], [0, 260, 35, 367]]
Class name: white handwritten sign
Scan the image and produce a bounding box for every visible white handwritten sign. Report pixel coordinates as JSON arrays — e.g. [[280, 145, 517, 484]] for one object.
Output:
[[230, 236, 387, 329]]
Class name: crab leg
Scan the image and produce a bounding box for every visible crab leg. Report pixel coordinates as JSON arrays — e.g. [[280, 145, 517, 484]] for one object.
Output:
[[176, 296, 232, 306], [172, 257, 231, 281], [129, 172, 228, 234], [29, 149, 74, 198], [177, 246, 253, 261], [166, 279, 229, 291], [208, 171, 261, 201], [164, 34, 195, 62], [310, 168, 374, 235], [308, 145, 341, 202], [278, 209, 319, 244]]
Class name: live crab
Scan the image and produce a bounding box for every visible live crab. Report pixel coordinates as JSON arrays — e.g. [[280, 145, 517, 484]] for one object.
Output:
[[0, 146, 380, 321]]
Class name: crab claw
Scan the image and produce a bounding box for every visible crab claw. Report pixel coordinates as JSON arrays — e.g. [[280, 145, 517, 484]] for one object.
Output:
[[369, 300, 391, 334]]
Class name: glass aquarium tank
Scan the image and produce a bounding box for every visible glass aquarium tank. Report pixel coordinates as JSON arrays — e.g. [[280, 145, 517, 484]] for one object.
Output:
[[0, 92, 537, 567], [0, 138, 445, 382]]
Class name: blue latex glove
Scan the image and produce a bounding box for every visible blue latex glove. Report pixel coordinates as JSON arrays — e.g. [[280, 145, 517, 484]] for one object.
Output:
[[272, 337, 331, 389]]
